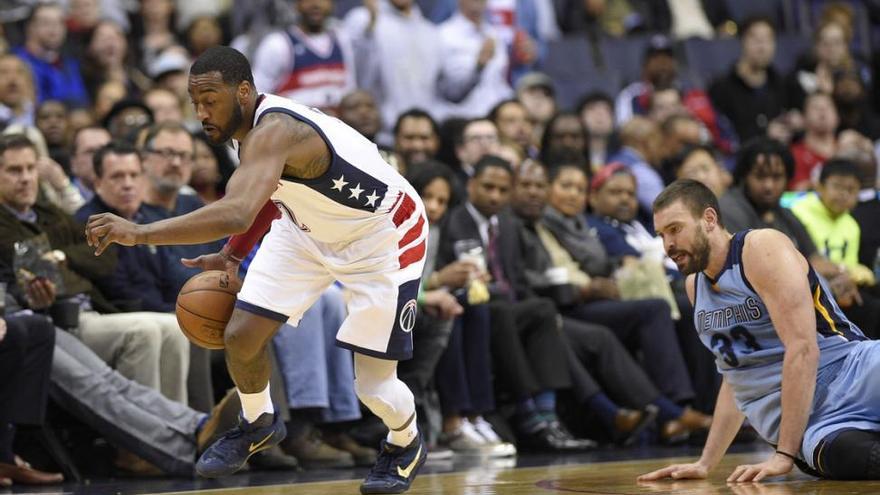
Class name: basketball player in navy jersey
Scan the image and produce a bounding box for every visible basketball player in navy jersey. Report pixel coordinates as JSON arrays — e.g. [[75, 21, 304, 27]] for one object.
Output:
[[85, 46, 427, 494], [639, 179, 880, 482]]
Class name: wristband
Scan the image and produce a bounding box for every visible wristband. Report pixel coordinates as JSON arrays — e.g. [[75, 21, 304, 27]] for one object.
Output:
[[775, 450, 798, 461]]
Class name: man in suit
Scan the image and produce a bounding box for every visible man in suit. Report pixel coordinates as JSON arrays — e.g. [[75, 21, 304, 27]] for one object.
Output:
[[438, 155, 591, 451]]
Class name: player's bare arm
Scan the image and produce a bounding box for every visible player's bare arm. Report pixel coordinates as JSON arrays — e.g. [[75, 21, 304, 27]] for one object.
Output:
[[638, 275, 747, 482], [726, 229, 819, 482], [85, 113, 325, 255]]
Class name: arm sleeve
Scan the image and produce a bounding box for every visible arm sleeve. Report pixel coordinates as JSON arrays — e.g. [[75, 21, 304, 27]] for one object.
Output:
[[223, 201, 281, 261]]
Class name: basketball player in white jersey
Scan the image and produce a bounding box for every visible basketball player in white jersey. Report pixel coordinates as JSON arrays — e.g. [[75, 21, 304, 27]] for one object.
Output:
[[85, 46, 428, 494]]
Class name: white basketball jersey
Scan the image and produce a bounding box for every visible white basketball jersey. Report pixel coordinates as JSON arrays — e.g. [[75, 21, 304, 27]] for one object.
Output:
[[234, 93, 420, 244]]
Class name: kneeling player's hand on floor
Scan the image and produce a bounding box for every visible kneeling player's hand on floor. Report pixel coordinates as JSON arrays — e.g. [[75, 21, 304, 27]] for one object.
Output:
[[637, 461, 709, 481], [726, 453, 793, 483]]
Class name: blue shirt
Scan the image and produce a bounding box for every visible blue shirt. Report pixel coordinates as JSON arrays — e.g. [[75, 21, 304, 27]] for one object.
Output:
[[14, 47, 89, 107]]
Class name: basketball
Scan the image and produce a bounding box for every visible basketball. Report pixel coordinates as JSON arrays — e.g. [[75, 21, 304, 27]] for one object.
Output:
[[175, 270, 242, 349]]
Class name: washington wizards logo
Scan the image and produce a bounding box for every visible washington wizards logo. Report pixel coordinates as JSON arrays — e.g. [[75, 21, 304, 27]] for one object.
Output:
[[399, 299, 418, 333]]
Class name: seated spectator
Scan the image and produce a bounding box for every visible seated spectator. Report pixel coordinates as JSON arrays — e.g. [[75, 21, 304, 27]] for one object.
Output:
[[0, 54, 36, 128], [617, 35, 735, 154], [139, 122, 225, 290], [844, 132, 880, 269], [93, 80, 128, 123], [190, 132, 233, 205], [512, 160, 708, 444], [708, 16, 785, 142], [454, 118, 501, 184], [69, 125, 112, 202], [490, 99, 535, 158], [539, 112, 587, 167], [647, 86, 685, 125], [669, 144, 730, 198], [790, 92, 839, 190], [80, 20, 141, 102], [1, 124, 85, 217], [784, 19, 871, 112], [35, 100, 70, 170], [144, 87, 185, 124], [14, 3, 89, 108], [516, 73, 557, 148], [439, 156, 592, 451], [577, 92, 618, 172], [834, 70, 880, 140], [608, 116, 665, 218], [660, 113, 707, 166], [339, 89, 384, 146], [103, 100, 154, 142], [720, 137, 880, 337], [393, 109, 441, 175], [0, 134, 190, 403], [0, 314, 62, 486], [537, 162, 710, 436], [438, 0, 513, 119], [406, 161, 513, 456], [792, 159, 873, 285]]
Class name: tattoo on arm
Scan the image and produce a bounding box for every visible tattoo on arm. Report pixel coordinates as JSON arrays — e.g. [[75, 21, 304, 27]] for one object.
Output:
[[260, 112, 331, 180]]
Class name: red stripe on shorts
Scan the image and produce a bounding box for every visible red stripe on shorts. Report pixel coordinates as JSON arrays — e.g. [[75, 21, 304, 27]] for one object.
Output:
[[398, 240, 426, 269], [398, 214, 425, 248], [393, 194, 416, 227]]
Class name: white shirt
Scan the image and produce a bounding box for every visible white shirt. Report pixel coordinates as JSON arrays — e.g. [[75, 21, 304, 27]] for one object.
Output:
[[438, 13, 513, 119], [343, 1, 444, 129]]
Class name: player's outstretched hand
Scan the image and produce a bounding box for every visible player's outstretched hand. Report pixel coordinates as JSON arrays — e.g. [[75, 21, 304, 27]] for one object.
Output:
[[181, 251, 241, 281], [726, 453, 793, 483], [86, 213, 140, 255], [637, 461, 709, 482]]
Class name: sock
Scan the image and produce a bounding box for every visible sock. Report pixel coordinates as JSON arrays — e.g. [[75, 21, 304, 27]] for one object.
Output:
[[387, 412, 418, 448], [515, 398, 544, 433], [652, 396, 684, 424], [534, 390, 557, 421], [585, 393, 619, 429], [0, 423, 14, 464], [238, 383, 274, 423]]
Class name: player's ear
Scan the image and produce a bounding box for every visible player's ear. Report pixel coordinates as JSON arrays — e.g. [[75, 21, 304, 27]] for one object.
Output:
[[703, 206, 719, 231], [236, 81, 251, 105]]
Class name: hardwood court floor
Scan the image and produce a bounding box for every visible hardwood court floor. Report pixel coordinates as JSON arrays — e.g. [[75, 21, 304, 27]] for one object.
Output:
[[32, 451, 876, 495]]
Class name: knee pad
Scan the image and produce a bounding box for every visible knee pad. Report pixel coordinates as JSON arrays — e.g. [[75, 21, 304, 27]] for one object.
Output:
[[354, 378, 397, 418], [819, 429, 880, 480]]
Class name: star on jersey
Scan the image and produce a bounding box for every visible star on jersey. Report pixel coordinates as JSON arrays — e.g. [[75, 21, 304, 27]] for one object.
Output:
[[331, 175, 348, 191], [348, 183, 364, 200], [365, 190, 380, 207]]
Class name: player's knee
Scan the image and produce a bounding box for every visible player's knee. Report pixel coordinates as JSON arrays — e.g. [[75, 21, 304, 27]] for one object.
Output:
[[818, 429, 880, 480], [354, 378, 395, 417], [223, 325, 264, 361]]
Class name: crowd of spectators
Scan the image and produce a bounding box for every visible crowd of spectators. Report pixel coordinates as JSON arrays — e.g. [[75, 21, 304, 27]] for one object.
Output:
[[1, 0, 880, 486]]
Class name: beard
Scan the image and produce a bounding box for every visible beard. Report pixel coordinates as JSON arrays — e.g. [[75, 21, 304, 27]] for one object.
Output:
[[208, 103, 244, 144], [670, 227, 711, 275]]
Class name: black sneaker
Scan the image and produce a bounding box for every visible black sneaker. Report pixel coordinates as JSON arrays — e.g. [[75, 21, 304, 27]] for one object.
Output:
[[196, 412, 287, 477], [360, 435, 427, 494]]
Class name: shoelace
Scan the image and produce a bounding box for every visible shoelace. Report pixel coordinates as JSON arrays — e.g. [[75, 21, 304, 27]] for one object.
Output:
[[367, 445, 395, 478]]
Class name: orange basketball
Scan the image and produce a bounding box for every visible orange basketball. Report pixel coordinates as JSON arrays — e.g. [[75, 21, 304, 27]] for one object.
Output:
[[175, 270, 242, 349]]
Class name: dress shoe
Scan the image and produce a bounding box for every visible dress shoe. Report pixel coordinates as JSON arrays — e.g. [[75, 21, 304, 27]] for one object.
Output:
[[0, 462, 63, 485], [613, 405, 658, 446], [248, 445, 300, 471], [114, 449, 164, 476], [323, 431, 378, 467], [518, 421, 596, 452], [660, 407, 712, 444], [677, 407, 712, 430], [281, 428, 355, 469]]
